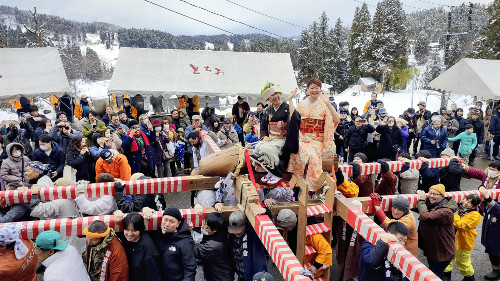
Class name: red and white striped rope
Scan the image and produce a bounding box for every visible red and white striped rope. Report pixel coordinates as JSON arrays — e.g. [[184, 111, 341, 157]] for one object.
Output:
[[0, 208, 205, 240], [378, 189, 500, 212], [345, 206, 440, 281], [0, 176, 190, 205], [339, 158, 451, 177], [201, 130, 221, 154], [254, 215, 310, 281]]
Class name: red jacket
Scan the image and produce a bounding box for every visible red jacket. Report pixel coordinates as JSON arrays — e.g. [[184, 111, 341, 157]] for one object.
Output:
[[375, 171, 397, 195]]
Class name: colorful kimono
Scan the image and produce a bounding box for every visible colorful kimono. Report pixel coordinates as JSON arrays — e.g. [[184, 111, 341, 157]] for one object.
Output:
[[287, 98, 336, 191], [251, 102, 289, 177]]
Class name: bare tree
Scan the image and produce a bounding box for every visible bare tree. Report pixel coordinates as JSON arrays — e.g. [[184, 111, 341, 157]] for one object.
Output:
[[23, 7, 51, 47]]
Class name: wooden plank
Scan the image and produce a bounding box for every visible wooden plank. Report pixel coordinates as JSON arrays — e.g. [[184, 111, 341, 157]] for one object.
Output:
[[293, 175, 308, 266], [321, 173, 336, 281]]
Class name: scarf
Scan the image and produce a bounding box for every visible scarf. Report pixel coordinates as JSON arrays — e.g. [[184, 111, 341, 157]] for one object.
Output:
[[484, 168, 500, 189], [84, 228, 116, 281], [458, 206, 478, 217], [0, 224, 29, 259], [427, 198, 448, 211], [127, 130, 149, 152]]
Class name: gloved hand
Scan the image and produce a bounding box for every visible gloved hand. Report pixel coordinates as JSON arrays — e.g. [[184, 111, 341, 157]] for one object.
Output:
[[348, 162, 361, 181], [114, 182, 126, 194], [392, 144, 400, 151], [75, 180, 89, 196], [370, 192, 383, 206], [377, 159, 389, 175], [335, 168, 345, 184]]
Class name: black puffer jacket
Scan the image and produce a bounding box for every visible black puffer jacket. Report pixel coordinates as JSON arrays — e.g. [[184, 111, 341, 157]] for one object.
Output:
[[66, 148, 93, 181], [335, 118, 353, 139], [154, 220, 197, 281], [120, 231, 163, 281], [345, 124, 376, 151], [439, 158, 463, 192], [466, 117, 484, 143], [195, 230, 234, 281], [376, 125, 403, 160]]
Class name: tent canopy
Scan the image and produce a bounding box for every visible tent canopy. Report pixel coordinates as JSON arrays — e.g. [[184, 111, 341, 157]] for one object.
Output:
[[0, 47, 71, 100], [108, 47, 298, 99], [428, 58, 500, 100]]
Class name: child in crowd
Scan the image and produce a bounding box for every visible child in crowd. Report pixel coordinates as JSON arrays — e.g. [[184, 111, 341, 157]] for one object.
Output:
[[448, 124, 477, 165]]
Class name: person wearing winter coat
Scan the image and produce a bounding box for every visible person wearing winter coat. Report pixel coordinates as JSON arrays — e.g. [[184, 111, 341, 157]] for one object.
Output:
[[59, 93, 75, 123], [376, 117, 403, 160], [374, 160, 397, 195], [227, 210, 268, 281], [3, 119, 33, 158], [448, 124, 477, 166], [344, 117, 376, 162], [83, 220, 129, 281], [466, 110, 484, 165], [101, 105, 114, 126], [33, 118, 52, 149], [335, 109, 353, 162], [25, 105, 47, 138], [416, 150, 440, 192], [232, 96, 251, 126], [194, 213, 234, 281], [74, 94, 93, 120], [334, 167, 360, 198], [438, 155, 464, 192], [443, 194, 481, 281], [114, 213, 162, 281], [375, 196, 418, 256], [82, 110, 107, 148], [397, 118, 409, 153], [95, 149, 131, 181], [153, 208, 197, 281], [397, 153, 419, 194], [1, 143, 30, 184], [350, 153, 373, 197], [120, 97, 138, 120], [413, 101, 432, 155], [35, 230, 90, 281], [443, 110, 459, 147], [479, 187, 500, 280], [122, 123, 155, 176], [417, 184, 459, 278], [178, 109, 191, 130], [276, 209, 332, 279], [421, 117, 448, 158], [201, 106, 218, 129], [66, 135, 94, 182], [399, 108, 417, 152], [454, 108, 468, 155], [363, 93, 379, 113], [32, 135, 66, 181], [49, 120, 82, 151], [150, 119, 174, 178], [217, 118, 239, 150], [0, 223, 38, 281], [358, 222, 410, 281]]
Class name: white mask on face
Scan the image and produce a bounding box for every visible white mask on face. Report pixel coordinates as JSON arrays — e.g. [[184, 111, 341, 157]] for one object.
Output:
[[488, 169, 498, 178], [388, 122, 395, 126], [200, 228, 210, 236], [163, 125, 169, 130], [105, 133, 111, 138], [155, 127, 162, 132], [142, 119, 149, 125], [124, 102, 130, 107], [40, 144, 49, 151], [12, 151, 21, 157]]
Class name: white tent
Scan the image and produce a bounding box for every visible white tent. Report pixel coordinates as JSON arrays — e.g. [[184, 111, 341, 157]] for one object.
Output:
[[428, 58, 500, 100], [0, 47, 71, 100], [108, 47, 298, 99]]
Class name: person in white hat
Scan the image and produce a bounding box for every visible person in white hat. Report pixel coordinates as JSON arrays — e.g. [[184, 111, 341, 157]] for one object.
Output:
[[251, 82, 291, 186]]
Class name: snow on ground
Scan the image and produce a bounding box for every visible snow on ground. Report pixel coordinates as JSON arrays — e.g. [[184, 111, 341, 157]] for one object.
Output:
[[204, 42, 215, 50], [337, 86, 475, 116], [80, 33, 120, 70], [73, 79, 110, 100], [0, 109, 20, 121]]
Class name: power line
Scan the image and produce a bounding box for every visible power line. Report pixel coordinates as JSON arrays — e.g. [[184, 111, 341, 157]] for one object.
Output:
[[174, 0, 286, 38], [414, 0, 453, 9], [223, 0, 306, 29], [144, 0, 237, 35], [352, 0, 424, 11]]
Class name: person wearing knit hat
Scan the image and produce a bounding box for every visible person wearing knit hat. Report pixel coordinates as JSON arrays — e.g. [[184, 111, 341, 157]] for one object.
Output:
[[416, 185, 458, 278], [353, 152, 368, 164], [251, 81, 291, 186], [275, 208, 332, 278], [397, 153, 419, 194], [154, 207, 197, 281], [374, 196, 418, 256], [440, 147, 455, 158]]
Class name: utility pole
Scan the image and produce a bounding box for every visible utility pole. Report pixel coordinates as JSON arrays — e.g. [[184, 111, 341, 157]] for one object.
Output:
[[441, 11, 453, 108]]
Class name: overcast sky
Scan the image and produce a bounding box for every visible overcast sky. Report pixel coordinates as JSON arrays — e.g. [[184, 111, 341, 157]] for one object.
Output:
[[1, 0, 493, 37]]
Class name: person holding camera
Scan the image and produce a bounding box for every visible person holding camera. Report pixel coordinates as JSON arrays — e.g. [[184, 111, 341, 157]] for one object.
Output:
[[421, 117, 448, 158], [413, 101, 432, 155], [82, 110, 107, 147], [49, 119, 82, 151], [31, 135, 66, 180], [344, 116, 376, 162]]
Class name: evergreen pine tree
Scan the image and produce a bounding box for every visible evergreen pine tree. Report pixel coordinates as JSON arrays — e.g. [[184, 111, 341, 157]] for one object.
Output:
[[476, 0, 500, 59], [329, 19, 352, 93], [350, 3, 372, 79], [414, 30, 430, 64]]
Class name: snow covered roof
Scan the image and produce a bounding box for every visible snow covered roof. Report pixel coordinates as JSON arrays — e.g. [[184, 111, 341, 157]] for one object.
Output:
[[108, 47, 298, 99], [359, 77, 378, 87], [0, 47, 71, 100], [428, 58, 500, 100]]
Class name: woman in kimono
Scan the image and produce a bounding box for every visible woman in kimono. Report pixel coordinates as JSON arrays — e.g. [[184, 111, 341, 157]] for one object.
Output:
[[287, 78, 340, 191], [251, 82, 290, 186]]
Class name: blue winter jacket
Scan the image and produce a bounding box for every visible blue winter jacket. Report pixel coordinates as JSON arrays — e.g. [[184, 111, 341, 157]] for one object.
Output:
[[421, 125, 448, 152], [31, 141, 66, 177], [121, 132, 155, 174], [489, 113, 500, 136], [359, 240, 408, 281]]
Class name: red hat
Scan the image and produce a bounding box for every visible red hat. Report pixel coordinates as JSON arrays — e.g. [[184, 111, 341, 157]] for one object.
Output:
[[152, 119, 162, 127]]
